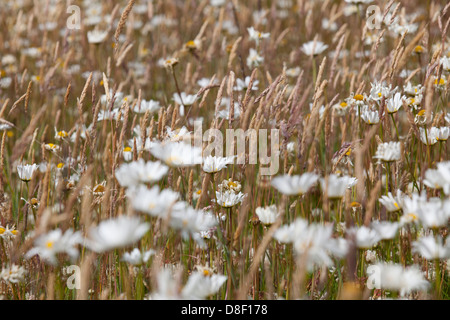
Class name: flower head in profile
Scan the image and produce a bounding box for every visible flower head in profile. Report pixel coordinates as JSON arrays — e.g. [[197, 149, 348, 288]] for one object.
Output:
[[44, 143, 61, 152], [161, 57, 179, 69], [173, 93, 197, 116], [373, 141, 401, 162], [169, 203, 217, 246], [25, 229, 83, 265], [87, 29, 108, 44], [379, 190, 403, 212], [255, 204, 278, 225], [247, 48, 264, 68], [115, 159, 169, 187], [361, 108, 380, 125], [386, 92, 405, 113], [202, 155, 235, 174], [86, 216, 150, 253], [320, 174, 357, 199], [0, 264, 26, 284], [247, 27, 270, 43], [150, 142, 202, 167], [165, 126, 191, 142], [412, 235, 450, 260], [416, 197, 450, 230], [234, 76, 259, 91], [215, 190, 246, 208], [403, 82, 423, 97], [301, 40, 328, 56], [369, 81, 396, 102], [149, 267, 227, 300], [181, 271, 227, 299], [371, 221, 399, 240], [419, 127, 438, 146], [369, 262, 429, 296], [440, 56, 450, 72], [173, 92, 197, 106], [133, 99, 161, 114], [122, 248, 155, 266], [123, 146, 133, 161], [400, 192, 426, 226], [216, 98, 241, 120], [347, 226, 380, 249], [127, 185, 179, 218], [435, 127, 449, 142], [271, 173, 319, 196], [423, 161, 450, 195], [274, 218, 348, 271], [17, 163, 38, 182]]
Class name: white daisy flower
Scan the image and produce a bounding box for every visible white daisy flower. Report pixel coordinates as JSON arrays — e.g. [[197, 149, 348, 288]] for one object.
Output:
[[127, 185, 179, 218], [369, 262, 429, 296], [215, 190, 246, 208], [150, 142, 203, 167], [320, 174, 357, 199], [301, 40, 328, 56], [255, 204, 278, 225], [271, 173, 319, 196], [247, 26, 270, 43], [17, 163, 38, 182], [115, 159, 169, 187], [86, 216, 150, 253], [202, 155, 235, 173], [25, 229, 83, 265], [122, 248, 156, 266], [373, 142, 401, 162]]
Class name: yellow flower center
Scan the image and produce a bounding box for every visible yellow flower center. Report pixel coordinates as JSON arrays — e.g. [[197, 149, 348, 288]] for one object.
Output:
[[203, 269, 210, 276], [407, 213, 418, 221], [0, 227, 4, 234], [435, 78, 445, 86], [345, 148, 351, 156], [167, 156, 180, 165], [93, 185, 105, 193], [196, 190, 202, 195], [185, 40, 196, 49], [124, 147, 132, 152], [417, 110, 426, 116], [340, 102, 347, 108], [57, 163, 64, 169], [11, 230, 18, 235], [228, 181, 238, 188], [6, 131, 13, 137], [46, 241, 54, 248], [414, 45, 423, 53], [350, 201, 361, 208], [354, 94, 364, 101], [57, 131, 68, 137]]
